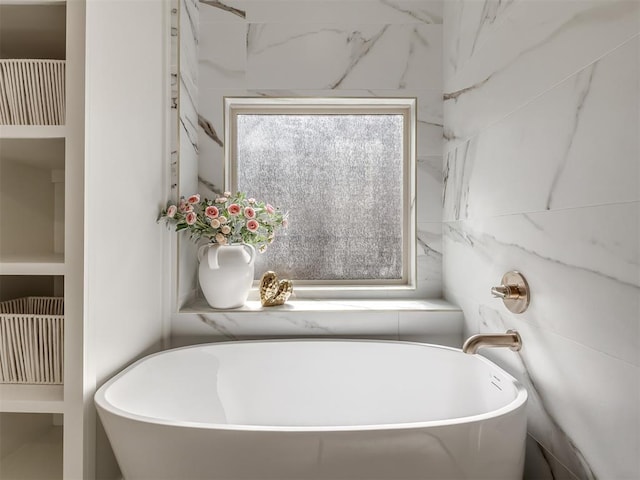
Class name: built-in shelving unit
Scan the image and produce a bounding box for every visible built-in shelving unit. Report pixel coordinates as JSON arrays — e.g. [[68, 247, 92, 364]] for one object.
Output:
[[0, 0, 81, 477]]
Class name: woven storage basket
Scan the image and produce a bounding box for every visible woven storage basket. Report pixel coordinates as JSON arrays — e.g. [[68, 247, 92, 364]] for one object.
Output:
[[0, 297, 64, 384], [0, 60, 65, 125]]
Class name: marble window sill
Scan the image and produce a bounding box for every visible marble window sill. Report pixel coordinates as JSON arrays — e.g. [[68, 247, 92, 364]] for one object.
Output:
[[179, 298, 461, 314], [173, 298, 464, 347]]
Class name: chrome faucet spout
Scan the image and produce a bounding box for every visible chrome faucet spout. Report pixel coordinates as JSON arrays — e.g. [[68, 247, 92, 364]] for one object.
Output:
[[462, 330, 522, 354]]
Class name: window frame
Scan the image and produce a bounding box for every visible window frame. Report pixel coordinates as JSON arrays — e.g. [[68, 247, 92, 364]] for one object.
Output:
[[224, 97, 417, 297]]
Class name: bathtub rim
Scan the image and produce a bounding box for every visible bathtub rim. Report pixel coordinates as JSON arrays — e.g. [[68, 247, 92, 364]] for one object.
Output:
[[94, 338, 528, 433]]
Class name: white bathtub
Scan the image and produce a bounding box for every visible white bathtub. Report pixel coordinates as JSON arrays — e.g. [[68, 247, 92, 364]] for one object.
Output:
[[95, 340, 527, 480]]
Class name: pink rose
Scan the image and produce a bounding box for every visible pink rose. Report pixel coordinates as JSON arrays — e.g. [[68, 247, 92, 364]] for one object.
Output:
[[178, 201, 187, 213], [166, 205, 177, 218], [215, 233, 227, 244], [210, 218, 220, 228], [265, 204, 275, 214], [187, 194, 200, 204], [205, 206, 219, 219], [221, 225, 231, 235], [246, 219, 259, 232], [185, 212, 197, 225], [184, 204, 194, 213], [243, 206, 256, 218], [228, 203, 241, 216]]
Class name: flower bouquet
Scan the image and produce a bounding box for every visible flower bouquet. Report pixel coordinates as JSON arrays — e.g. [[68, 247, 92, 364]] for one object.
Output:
[[159, 191, 288, 252]]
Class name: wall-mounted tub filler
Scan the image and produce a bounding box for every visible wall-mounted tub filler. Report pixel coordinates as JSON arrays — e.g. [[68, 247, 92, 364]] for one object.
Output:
[[491, 271, 530, 313], [463, 329, 522, 354]]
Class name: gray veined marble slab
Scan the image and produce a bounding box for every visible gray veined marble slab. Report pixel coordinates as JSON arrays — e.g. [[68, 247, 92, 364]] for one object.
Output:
[[199, 0, 246, 23], [178, 0, 201, 307], [172, 299, 463, 345], [443, 0, 516, 85], [196, 89, 443, 166], [523, 435, 578, 480], [245, 23, 442, 90], [198, 22, 247, 89], [443, 35, 639, 221], [443, 201, 640, 366], [180, 10, 199, 112], [476, 308, 639, 480], [443, 0, 640, 149], [442, 139, 473, 223], [193, 311, 399, 339], [200, 0, 443, 25], [417, 222, 443, 299], [417, 156, 443, 223], [183, 0, 201, 39], [179, 0, 200, 197]]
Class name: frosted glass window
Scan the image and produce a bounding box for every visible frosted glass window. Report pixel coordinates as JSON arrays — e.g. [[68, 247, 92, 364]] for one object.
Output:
[[226, 98, 416, 289]]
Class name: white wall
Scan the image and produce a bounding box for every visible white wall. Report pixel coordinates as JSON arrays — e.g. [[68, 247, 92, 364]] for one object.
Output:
[[443, 1, 639, 478], [84, 0, 170, 477]]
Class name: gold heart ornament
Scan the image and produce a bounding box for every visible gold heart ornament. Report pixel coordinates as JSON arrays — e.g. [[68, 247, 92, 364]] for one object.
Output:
[[260, 271, 293, 307]]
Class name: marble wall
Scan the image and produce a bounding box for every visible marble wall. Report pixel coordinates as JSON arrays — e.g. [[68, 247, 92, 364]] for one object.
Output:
[[178, 0, 201, 305], [442, 1, 640, 478], [170, 0, 469, 344], [194, 0, 445, 300], [171, 0, 463, 344]]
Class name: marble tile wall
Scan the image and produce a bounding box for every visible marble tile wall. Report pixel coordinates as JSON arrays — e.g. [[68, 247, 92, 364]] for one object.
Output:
[[443, 1, 640, 479], [178, 0, 201, 305], [172, 1, 461, 342], [193, 0, 445, 300]]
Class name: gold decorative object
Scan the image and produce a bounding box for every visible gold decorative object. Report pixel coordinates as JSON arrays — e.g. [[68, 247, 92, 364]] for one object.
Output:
[[260, 271, 293, 306]]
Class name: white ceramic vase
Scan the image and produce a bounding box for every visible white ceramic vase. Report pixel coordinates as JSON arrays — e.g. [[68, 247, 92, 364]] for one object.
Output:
[[197, 243, 256, 309]]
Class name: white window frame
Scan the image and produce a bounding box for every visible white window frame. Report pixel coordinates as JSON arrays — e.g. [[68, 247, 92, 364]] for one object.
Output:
[[224, 97, 417, 298]]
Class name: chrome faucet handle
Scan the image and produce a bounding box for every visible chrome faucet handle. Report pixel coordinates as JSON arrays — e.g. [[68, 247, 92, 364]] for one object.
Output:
[[491, 271, 530, 313]]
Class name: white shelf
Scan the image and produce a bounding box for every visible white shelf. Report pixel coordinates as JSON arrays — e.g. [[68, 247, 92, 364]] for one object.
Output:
[[0, 385, 64, 413], [0, 125, 65, 139], [0, 253, 65, 275]]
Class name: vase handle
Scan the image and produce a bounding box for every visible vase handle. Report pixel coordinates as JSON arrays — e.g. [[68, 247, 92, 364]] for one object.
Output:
[[243, 243, 256, 266], [197, 244, 220, 270]]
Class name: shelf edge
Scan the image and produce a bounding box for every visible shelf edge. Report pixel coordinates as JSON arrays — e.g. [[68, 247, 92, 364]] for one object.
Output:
[[0, 384, 64, 413], [0, 125, 66, 139]]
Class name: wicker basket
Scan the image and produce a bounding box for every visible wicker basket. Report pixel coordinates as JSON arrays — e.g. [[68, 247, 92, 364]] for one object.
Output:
[[0, 297, 64, 384], [0, 60, 65, 125]]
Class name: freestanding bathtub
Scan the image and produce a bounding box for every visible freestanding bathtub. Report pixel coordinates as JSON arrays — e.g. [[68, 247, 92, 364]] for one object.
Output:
[[95, 340, 527, 480]]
